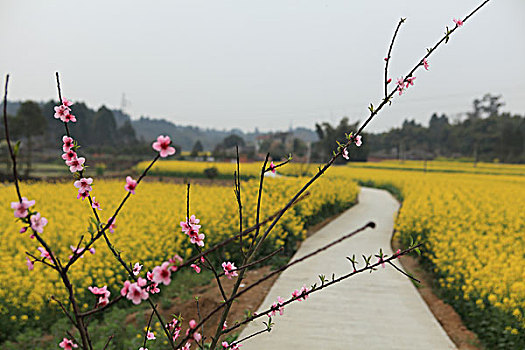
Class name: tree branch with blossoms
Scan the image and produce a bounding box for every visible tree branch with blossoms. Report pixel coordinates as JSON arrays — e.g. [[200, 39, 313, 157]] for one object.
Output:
[[3, 1, 492, 349]]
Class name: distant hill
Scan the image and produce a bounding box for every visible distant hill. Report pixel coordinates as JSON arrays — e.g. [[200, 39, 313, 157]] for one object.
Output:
[[1, 100, 318, 151], [132, 117, 318, 151]]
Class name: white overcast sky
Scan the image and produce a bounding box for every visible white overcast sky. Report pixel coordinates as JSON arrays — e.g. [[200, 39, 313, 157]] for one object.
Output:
[[1, 0, 524, 132]]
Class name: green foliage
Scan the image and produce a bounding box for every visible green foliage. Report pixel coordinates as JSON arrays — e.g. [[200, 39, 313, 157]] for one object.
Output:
[[369, 94, 525, 163], [312, 117, 369, 163], [203, 166, 219, 179]]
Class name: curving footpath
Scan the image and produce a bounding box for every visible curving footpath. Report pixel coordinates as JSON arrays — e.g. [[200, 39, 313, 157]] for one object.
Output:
[[238, 187, 456, 350]]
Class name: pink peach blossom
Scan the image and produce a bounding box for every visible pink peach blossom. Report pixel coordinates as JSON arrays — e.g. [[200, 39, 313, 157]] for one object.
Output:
[[396, 77, 405, 95], [342, 147, 350, 160], [222, 261, 238, 279], [120, 280, 131, 297], [133, 262, 143, 276], [11, 197, 35, 218], [62, 135, 74, 152], [453, 18, 464, 26], [30, 212, 47, 233], [147, 331, 156, 340], [77, 191, 89, 201], [125, 176, 137, 194], [62, 113, 76, 123], [137, 277, 148, 287], [54, 105, 70, 120], [269, 161, 276, 174], [91, 197, 101, 210], [147, 283, 160, 294], [26, 257, 34, 271], [74, 177, 93, 193], [423, 58, 430, 71], [189, 231, 205, 247], [276, 296, 285, 315], [152, 135, 176, 158], [152, 262, 172, 285], [88, 285, 110, 299], [66, 157, 85, 172], [354, 135, 362, 147], [405, 76, 416, 88], [107, 217, 116, 233], [191, 264, 201, 274], [38, 247, 51, 261], [62, 98, 73, 107], [126, 282, 149, 304], [62, 150, 77, 161], [59, 337, 78, 350]]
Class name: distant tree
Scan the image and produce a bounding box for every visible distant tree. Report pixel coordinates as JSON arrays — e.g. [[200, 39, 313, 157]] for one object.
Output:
[[118, 120, 137, 144], [92, 106, 117, 145], [222, 134, 245, 148], [312, 117, 369, 162], [13, 101, 46, 176], [293, 138, 308, 157], [191, 140, 203, 157]]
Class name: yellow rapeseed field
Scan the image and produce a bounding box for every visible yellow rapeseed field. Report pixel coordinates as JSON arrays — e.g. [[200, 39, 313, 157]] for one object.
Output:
[[136, 160, 317, 178], [0, 175, 358, 321], [332, 165, 525, 335]]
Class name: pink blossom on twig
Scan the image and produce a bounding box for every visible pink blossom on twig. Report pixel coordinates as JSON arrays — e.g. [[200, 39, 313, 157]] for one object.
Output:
[[30, 212, 47, 233], [222, 261, 238, 279], [59, 338, 78, 350], [152, 135, 176, 158], [152, 262, 172, 285], [125, 176, 137, 194], [26, 257, 34, 271], [133, 262, 143, 276], [62, 135, 74, 152], [66, 157, 85, 173], [11, 197, 35, 218], [453, 18, 464, 27]]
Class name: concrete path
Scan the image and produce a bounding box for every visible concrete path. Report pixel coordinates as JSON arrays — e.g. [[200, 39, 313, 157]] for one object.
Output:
[[238, 187, 455, 350]]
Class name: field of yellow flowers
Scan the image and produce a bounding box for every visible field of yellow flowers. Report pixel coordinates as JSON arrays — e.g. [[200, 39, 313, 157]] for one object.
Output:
[[2, 159, 524, 348], [334, 165, 524, 348], [0, 174, 358, 339], [136, 160, 316, 179]]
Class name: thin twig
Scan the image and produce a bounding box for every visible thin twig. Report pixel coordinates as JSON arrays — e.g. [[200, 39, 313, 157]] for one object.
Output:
[[217, 247, 283, 278], [142, 306, 156, 350], [384, 18, 405, 98], [102, 335, 114, 350], [51, 295, 78, 328], [2, 74, 22, 202]]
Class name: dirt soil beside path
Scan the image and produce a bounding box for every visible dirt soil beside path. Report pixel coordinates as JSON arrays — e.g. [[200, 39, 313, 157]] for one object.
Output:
[[392, 239, 483, 350]]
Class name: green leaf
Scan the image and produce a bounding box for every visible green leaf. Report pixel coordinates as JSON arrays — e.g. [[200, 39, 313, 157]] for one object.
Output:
[[13, 140, 21, 157]]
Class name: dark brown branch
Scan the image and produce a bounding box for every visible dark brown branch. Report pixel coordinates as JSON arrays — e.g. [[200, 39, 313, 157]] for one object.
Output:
[[230, 327, 270, 348], [384, 18, 405, 98], [217, 247, 283, 278], [102, 335, 114, 350], [141, 306, 156, 350], [51, 295, 78, 328], [2, 74, 22, 202], [386, 260, 420, 283], [251, 154, 269, 248], [234, 145, 245, 257], [80, 295, 124, 317]]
